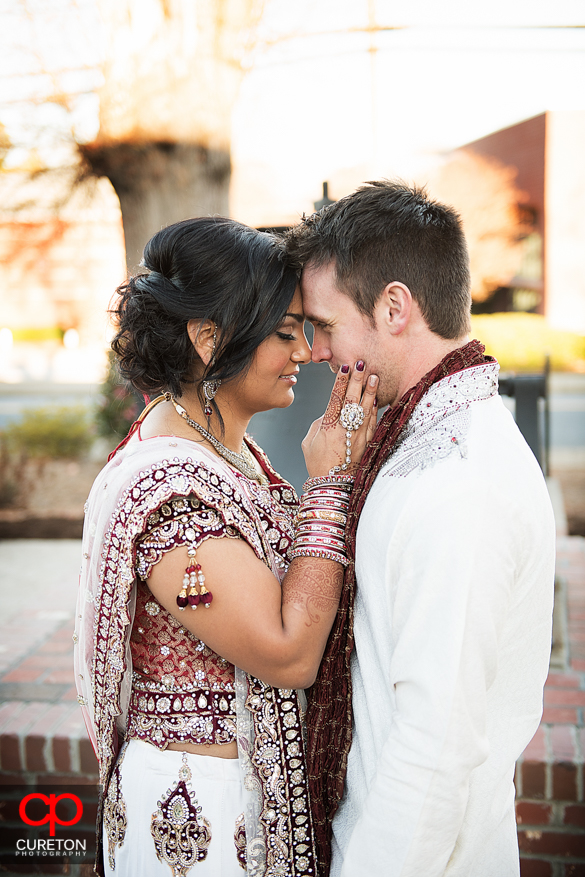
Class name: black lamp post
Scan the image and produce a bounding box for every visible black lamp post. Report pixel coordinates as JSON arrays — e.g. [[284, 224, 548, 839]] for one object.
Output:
[[313, 181, 335, 211]]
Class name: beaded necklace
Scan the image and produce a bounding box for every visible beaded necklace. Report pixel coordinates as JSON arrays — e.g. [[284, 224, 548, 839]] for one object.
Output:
[[169, 395, 268, 485]]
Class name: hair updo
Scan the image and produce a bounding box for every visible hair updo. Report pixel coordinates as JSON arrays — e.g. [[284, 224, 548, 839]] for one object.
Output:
[[111, 216, 299, 417]]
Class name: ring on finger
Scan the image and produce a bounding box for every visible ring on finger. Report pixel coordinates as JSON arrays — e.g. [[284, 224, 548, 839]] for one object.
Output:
[[329, 402, 365, 475], [339, 402, 365, 431]]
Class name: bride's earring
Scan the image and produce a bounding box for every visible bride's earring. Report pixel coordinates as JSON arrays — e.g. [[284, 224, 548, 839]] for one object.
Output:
[[203, 379, 220, 417], [203, 325, 221, 418]]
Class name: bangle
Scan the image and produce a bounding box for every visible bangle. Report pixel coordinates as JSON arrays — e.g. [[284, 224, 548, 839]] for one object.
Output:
[[303, 474, 355, 492], [290, 479, 352, 567], [297, 510, 347, 525]]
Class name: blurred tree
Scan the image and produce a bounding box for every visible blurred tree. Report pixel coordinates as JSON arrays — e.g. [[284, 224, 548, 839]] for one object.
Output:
[[95, 350, 143, 439], [80, 0, 265, 272], [428, 150, 530, 304], [0, 122, 11, 170]]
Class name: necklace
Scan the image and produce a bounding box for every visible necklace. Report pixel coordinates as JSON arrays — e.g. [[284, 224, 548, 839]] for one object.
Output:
[[169, 395, 268, 485]]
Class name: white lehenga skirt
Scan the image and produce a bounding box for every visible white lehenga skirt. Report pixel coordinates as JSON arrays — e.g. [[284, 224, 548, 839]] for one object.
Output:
[[103, 739, 245, 877]]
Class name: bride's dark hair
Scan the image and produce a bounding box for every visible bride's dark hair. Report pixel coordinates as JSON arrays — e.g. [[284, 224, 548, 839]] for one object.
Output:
[[111, 216, 298, 421]]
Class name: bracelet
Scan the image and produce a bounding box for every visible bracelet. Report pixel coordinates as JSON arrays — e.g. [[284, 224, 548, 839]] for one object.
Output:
[[303, 474, 355, 492], [290, 478, 352, 567], [289, 546, 350, 565], [297, 510, 347, 525]]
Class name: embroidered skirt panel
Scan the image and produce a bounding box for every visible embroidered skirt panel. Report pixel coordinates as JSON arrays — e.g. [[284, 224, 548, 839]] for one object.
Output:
[[103, 739, 245, 876]]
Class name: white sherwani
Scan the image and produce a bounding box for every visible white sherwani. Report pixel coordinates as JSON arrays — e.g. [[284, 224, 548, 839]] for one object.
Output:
[[332, 362, 556, 877]]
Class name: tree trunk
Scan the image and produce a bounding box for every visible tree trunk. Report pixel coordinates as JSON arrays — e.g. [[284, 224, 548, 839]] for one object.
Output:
[[81, 0, 263, 273], [82, 141, 231, 272]]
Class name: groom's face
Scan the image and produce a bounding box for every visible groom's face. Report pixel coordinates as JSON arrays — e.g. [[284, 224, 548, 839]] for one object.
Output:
[[301, 260, 382, 380]]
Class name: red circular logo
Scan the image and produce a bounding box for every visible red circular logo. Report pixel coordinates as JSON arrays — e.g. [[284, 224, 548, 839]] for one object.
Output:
[[19, 793, 83, 837]]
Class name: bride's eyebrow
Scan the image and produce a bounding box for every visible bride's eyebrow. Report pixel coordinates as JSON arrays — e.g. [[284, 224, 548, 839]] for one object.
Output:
[[281, 312, 305, 323]]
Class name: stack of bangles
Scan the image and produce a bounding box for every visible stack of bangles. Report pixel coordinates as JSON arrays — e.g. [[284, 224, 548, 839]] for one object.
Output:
[[289, 474, 355, 567]]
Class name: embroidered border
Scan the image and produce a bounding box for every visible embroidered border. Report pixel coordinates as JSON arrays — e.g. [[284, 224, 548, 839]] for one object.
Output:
[[127, 678, 236, 747], [383, 362, 499, 479], [91, 457, 277, 787], [235, 813, 247, 870], [103, 740, 128, 871], [85, 448, 319, 874], [244, 679, 318, 877]]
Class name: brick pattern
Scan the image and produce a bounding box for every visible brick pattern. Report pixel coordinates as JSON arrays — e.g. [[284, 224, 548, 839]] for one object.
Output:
[[516, 537, 585, 875], [0, 619, 97, 781]]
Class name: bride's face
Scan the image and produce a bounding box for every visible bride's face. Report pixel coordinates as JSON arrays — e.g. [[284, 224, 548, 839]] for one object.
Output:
[[233, 287, 311, 416]]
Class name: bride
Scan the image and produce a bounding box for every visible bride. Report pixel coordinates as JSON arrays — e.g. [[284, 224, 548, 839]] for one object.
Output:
[[74, 215, 377, 876]]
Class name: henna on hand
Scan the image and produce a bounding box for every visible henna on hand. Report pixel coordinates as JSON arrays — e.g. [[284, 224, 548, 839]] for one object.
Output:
[[322, 381, 346, 431], [282, 561, 344, 626]]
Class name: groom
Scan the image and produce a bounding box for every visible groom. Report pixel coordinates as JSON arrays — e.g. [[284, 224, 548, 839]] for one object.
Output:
[[286, 182, 556, 877]]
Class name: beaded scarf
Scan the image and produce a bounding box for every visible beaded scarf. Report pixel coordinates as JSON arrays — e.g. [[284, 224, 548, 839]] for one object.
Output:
[[305, 339, 493, 873]]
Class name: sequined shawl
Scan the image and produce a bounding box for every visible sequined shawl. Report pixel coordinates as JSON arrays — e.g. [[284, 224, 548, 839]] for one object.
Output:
[[305, 340, 493, 873], [74, 435, 320, 877]]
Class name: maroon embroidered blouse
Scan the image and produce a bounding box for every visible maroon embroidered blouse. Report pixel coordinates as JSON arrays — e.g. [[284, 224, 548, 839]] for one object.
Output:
[[126, 495, 240, 748]]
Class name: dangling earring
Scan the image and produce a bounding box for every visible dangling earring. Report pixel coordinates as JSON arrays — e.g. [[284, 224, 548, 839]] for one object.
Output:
[[203, 380, 220, 417], [203, 324, 221, 417]]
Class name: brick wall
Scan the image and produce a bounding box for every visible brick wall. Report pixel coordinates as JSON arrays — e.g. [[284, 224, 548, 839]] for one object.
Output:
[[515, 538, 585, 876], [0, 619, 98, 784], [0, 700, 98, 782], [462, 112, 546, 237], [516, 716, 585, 875]]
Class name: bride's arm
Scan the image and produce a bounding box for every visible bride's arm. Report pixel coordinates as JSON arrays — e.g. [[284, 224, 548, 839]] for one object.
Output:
[[146, 364, 378, 688]]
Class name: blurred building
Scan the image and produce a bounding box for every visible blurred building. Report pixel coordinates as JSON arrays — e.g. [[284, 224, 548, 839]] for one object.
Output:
[[0, 170, 125, 383], [0, 109, 583, 388], [457, 110, 585, 334]]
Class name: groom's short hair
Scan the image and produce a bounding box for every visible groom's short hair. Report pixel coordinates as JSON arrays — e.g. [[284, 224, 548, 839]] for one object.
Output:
[[285, 180, 472, 340]]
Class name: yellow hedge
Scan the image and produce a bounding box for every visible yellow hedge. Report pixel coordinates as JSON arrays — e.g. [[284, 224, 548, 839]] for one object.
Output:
[[470, 313, 585, 373]]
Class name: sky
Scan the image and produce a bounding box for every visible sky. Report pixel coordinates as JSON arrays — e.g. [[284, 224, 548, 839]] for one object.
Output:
[[1, 0, 585, 226]]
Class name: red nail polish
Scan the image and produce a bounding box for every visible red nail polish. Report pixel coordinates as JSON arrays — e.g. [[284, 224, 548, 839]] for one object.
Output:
[[356, 360, 365, 372], [374, 397, 378, 407], [341, 364, 349, 374]]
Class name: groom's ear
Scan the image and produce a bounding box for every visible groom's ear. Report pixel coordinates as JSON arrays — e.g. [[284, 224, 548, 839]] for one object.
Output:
[[376, 282, 412, 336]]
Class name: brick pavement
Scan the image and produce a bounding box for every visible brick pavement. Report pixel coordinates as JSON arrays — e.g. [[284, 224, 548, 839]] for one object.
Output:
[[0, 540, 98, 781], [0, 618, 97, 779]]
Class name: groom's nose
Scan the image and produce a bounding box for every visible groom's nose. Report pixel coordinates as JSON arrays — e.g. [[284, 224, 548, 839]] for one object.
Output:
[[310, 331, 332, 364]]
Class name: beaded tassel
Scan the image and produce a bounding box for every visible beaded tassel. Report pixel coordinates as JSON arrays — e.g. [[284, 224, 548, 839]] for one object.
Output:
[[176, 545, 213, 611]]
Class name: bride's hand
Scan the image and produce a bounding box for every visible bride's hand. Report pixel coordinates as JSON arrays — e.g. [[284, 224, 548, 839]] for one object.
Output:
[[302, 363, 379, 478]]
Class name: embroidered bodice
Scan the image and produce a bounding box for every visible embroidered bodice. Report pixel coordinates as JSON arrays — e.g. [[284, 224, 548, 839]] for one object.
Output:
[[125, 468, 298, 750], [382, 362, 500, 479]]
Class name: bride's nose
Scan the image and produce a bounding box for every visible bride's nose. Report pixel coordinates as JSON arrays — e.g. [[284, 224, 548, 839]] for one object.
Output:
[[291, 330, 311, 364]]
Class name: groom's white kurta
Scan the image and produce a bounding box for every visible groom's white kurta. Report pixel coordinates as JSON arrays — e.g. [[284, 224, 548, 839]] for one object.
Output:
[[332, 362, 555, 877]]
